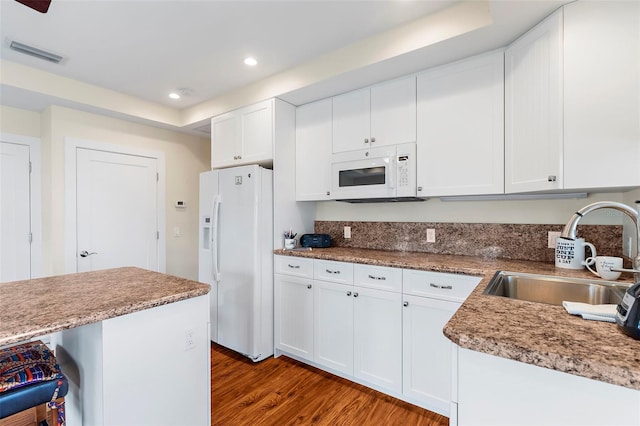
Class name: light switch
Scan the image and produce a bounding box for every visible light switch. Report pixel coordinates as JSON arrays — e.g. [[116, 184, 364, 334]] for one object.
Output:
[[426, 228, 436, 243], [548, 231, 561, 248]]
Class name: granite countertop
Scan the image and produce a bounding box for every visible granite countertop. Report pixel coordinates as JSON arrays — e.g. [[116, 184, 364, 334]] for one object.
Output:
[[0, 267, 210, 346], [276, 247, 640, 391]]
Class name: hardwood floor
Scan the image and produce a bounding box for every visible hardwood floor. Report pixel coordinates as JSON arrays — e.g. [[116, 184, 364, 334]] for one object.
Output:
[[211, 343, 449, 426]]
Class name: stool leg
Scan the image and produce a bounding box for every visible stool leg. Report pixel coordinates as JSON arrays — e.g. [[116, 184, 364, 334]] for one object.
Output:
[[46, 398, 65, 426]]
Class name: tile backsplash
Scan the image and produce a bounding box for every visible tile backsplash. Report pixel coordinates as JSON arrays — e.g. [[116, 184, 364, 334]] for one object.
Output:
[[314, 221, 623, 263]]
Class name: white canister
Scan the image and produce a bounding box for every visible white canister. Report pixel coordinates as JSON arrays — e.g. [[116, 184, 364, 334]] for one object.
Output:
[[555, 237, 597, 269]]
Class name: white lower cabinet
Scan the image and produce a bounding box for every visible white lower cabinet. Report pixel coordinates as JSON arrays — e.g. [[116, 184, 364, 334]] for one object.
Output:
[[313, 279, 354, 374], [354, 285, 403, 393], [274, 274, 314, 361], [274, 255, 479, 416], [401, 269, 481, 416], [403, 294, 459, 416]]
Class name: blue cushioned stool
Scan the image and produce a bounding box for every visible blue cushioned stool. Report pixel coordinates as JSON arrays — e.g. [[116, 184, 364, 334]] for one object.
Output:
[[0, 341, 68, 426]]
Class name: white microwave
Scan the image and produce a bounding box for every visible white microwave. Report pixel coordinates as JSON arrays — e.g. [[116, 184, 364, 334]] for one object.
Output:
[[330, 143, 420, 202]]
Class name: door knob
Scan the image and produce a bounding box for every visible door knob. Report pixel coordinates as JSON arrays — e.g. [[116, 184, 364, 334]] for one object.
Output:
[[80, 250, 98, 258]]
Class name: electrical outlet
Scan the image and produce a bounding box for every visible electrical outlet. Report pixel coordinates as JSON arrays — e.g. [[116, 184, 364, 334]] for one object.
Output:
[[344, 226, 351, 239], [185, 329, 195, 351], [426, 228, 436, 243], [548, 231, 561, 249]]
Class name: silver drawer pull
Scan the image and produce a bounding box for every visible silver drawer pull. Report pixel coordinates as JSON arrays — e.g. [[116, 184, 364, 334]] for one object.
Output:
[[288, 264, 300, 269], [430, 283, 452, 290], [326, 269, 340, 274], [368, 275, 386, 281], [347, 291, 352, 296]]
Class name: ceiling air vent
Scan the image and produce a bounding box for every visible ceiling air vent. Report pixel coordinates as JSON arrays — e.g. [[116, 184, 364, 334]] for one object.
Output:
[[9, 40, 63, 64]]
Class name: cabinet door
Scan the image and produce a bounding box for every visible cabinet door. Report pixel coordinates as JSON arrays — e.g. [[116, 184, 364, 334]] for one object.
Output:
[[313, 280, 354, 375], [240, 99, 273, 165], [211, 113, 238, 169], [403, 295, 459, 416], [295, 99, 332, 200], [274, 274, 314, 360], [417, 51, 504, 196], [563, 0, 640, 189], [505, 9, 563, 193], [353, 287, 402, 393], [370, 75, 416, 148], [332, 87, 370, 153]]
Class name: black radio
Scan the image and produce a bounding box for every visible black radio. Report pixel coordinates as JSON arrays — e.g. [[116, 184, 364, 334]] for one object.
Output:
[[299, 234, 332, 248]]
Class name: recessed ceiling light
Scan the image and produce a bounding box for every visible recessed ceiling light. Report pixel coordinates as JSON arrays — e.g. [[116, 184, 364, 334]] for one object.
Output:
[[168, 88, 193, 100], [244, 57, 258, 66]]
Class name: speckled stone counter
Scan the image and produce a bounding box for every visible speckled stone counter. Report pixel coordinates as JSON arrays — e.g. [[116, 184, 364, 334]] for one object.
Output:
[[0, 267, 210, 346], [276, 247, 640, 391]]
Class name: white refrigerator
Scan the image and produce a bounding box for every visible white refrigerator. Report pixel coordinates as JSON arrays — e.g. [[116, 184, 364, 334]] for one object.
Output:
[[198, 165, 273, 362]]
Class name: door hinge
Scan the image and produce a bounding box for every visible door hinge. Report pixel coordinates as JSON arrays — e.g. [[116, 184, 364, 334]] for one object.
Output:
[[29, 161, 32, 174], [28, 232, 33, 244], [156, 172, 159, 182], [156, 231, 160, 240]]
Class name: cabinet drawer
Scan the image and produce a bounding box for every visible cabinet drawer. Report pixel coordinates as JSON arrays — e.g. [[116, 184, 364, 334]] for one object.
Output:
[[314, 260, 354, 284], [354, 264, 402, 292], [403, 269, 481, 303], [275, 255, 314, 278]]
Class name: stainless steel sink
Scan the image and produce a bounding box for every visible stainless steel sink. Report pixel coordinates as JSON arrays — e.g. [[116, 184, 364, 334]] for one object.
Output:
[[483, 271, 631, 306]]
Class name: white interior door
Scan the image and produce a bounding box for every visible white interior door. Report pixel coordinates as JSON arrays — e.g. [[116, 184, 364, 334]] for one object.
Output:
[[0, 142, 31, 282], [76, 148, 158, 273]]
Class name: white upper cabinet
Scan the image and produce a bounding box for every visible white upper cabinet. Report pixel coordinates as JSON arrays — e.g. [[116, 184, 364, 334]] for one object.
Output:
[[332, 75, 416, 153], [506, 1, 639, 193], [295, 99, 332, 201], [211, 99, 274, 169], [505, 9, 564, 193], [417, 50, 505, 197], [563, 0, 640, 189]]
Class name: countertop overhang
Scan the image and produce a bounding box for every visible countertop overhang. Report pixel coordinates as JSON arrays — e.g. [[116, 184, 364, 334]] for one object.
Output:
[[0, 267, 210, 346], [276, 247, 640, 391]]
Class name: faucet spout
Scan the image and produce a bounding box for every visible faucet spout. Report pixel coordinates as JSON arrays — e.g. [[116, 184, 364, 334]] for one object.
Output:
[[561, 201, 640, 284]]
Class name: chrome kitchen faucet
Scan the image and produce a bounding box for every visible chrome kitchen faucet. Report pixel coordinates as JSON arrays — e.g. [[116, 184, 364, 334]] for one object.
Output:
[[561, 201, 640, 285]]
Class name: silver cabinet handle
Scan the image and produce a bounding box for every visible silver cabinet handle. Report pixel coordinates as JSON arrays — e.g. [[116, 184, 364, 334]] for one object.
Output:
[[403, 301, 409, 307], [326, 269, 340, 274], [429, 283, 453, 290], [364, 138, 369, 143], [353, 292, 359, 298], [288, 264, 300, 269], [368, 275, 386, 281], [370, 137, 376, 143], [80, 250, 98, 258], [307, 284, 312, 289], [347, 291, 352, 296], [548, 175, 557, 182]]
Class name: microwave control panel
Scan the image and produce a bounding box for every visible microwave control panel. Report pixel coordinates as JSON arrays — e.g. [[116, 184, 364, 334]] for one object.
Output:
[[397, 155, 409, 187]]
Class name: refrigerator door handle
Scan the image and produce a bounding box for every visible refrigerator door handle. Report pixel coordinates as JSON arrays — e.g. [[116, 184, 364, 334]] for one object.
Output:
[[212, 194, 222, 282]]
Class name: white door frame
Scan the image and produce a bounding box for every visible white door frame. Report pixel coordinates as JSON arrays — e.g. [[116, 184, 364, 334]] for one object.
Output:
[[0, 132, 42, 279], [64, 137, 166, 274]]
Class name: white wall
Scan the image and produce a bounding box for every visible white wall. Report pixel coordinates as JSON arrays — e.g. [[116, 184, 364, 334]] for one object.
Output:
[[0, 105, 210, 280], [0, 105, 40, 137], [315, 190, 639, 225]]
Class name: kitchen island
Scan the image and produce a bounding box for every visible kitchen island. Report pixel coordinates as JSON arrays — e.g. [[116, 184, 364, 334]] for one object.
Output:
[[0, 267, 211, 425], [277, 247, 640, 425]]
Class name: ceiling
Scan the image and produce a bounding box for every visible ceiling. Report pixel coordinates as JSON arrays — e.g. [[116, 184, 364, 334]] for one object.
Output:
[[0, 0, 570, 134]]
